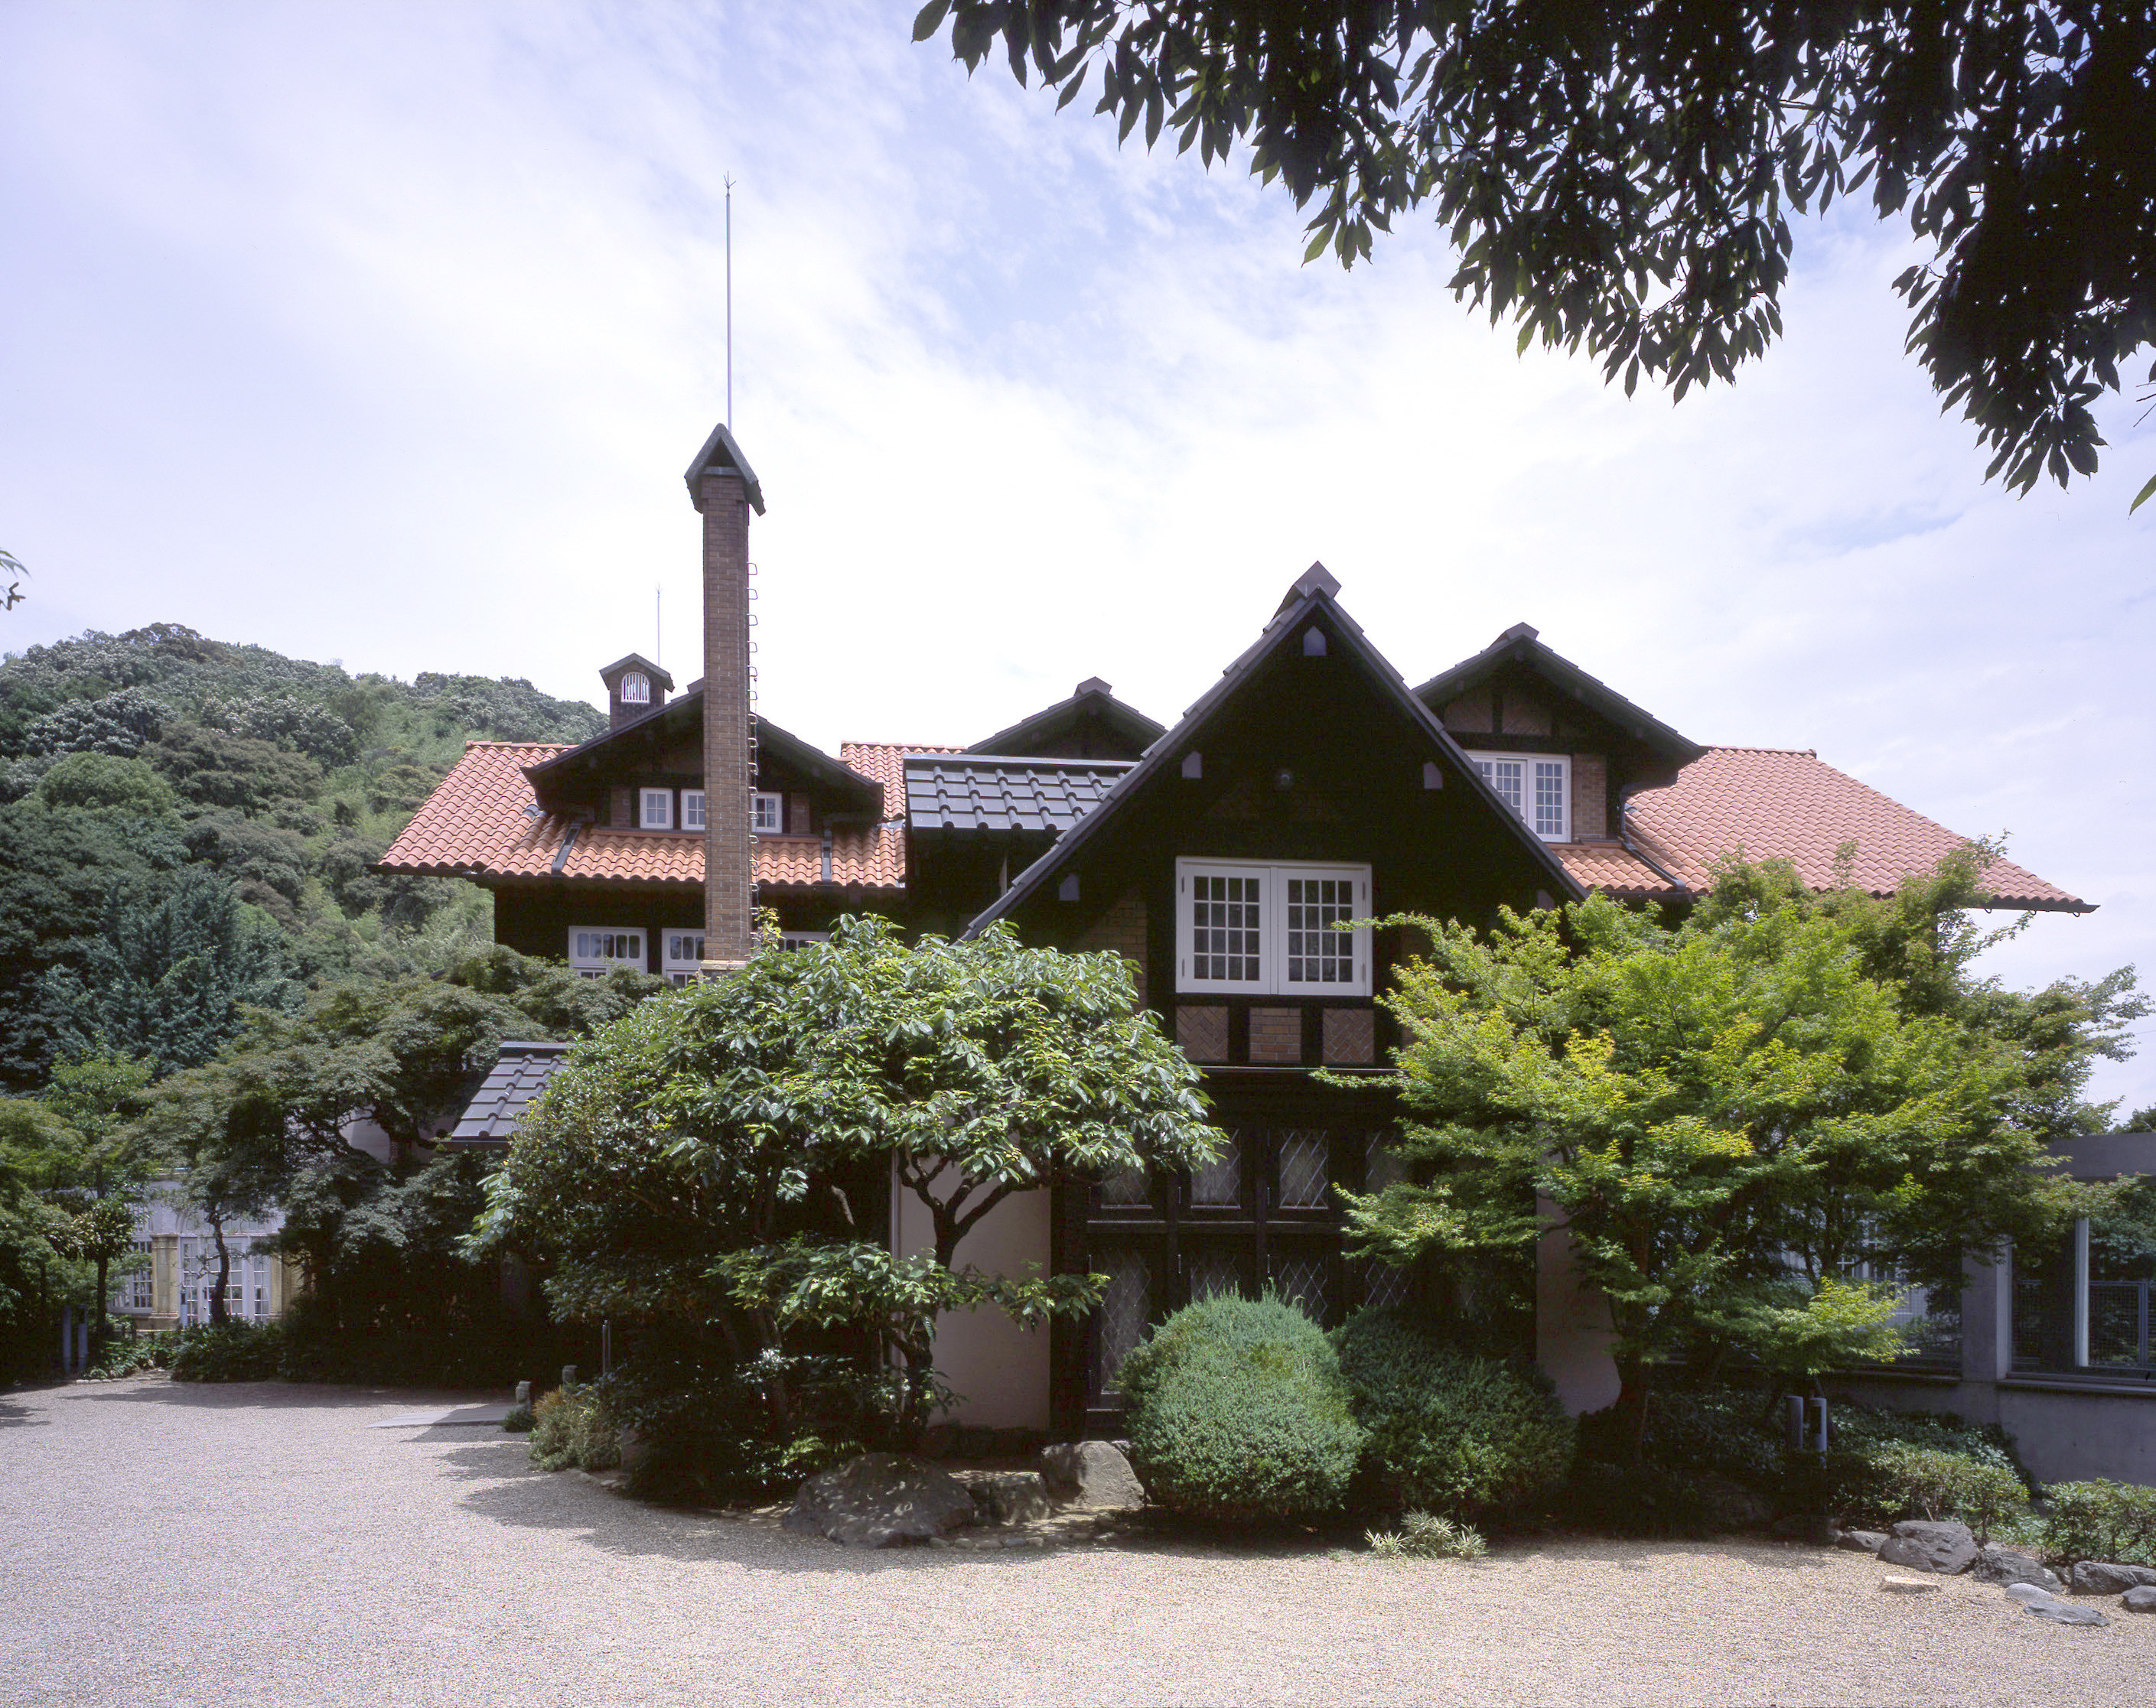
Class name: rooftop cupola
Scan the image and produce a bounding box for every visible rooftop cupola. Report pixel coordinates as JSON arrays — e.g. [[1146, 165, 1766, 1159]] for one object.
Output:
[[598, 652, 673, 730]]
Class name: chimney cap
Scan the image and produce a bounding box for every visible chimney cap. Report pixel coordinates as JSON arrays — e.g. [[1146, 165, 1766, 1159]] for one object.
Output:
[[1495, 621, 1541, 645], [1073, 676, 1112, 698], [684, 421, 766, 515], [598, 652, 675, 692]]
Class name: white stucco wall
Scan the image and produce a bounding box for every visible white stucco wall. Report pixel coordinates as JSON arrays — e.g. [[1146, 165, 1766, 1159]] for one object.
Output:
[[891, 1164, 1053, 1429], [1536, 1206, 1621, 1415]]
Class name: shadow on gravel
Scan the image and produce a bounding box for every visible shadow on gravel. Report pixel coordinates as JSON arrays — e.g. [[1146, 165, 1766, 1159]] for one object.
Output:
[[0, 1394, 52, 1427], [56, 1377, 514, 1416]]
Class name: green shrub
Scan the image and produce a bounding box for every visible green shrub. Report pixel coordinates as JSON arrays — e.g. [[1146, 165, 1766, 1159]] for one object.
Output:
[[2040, 1481, 2156, 1568], [600, 1344, 869, 1502], [1119, 1293, 1366, 1524], [529, 1385, 619, 1473], [168, 1320, 284, 1381], [500, 1402, 534, 1433], [1866, 1443, 2030, 1541], [1365, 1509, 1488, 1559], [1330, 1307, 1574, 1521], [1810, 1406, 2034, 1527]]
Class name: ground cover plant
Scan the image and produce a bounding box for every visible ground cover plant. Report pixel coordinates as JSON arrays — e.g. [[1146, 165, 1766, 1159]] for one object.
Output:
[[2040, 1479, 2156, 1568], [1119, 1292, 1366, 1524], [1364, 1510, 1487, 1560]]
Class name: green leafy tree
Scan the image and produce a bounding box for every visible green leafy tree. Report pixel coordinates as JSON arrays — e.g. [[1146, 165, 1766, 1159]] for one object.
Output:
[[482, 916, 1221, 1442], [920, 1, 2156, 506], [1342, 864, 2119, 1453], [40, 1052, 156, 1347]]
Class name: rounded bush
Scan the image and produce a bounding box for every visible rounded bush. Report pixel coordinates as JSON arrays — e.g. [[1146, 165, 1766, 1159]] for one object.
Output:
[[1331, 1306, 1574, 1520], [1118, 1293, 1365, 1524]]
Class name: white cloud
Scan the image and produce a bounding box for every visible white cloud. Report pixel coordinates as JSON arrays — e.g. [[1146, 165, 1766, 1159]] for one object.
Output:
[[2, 0, 2150, 1108]]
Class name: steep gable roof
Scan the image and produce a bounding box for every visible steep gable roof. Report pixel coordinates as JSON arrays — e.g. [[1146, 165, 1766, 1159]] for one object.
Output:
[[961, 564, 1587, 936], [966, 678, 1165, 759], [1415, 622, 1705, 766], [683, 421, 764, 514]]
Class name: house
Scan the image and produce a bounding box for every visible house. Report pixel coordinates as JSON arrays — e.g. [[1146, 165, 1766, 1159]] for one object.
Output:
[[382, 421, 2121, 1451], [108, 1189, 301, 1333]]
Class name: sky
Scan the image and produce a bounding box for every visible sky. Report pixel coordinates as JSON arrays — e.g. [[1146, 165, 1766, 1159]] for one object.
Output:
[[3, 1, 2152, 1111]]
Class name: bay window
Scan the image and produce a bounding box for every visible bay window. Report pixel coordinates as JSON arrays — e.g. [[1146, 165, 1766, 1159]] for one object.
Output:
[[1174, 859, 1371, 996]]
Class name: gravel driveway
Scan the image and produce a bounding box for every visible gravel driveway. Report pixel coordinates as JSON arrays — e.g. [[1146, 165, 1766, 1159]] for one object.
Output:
[[4, 1375, 2148, 1707]]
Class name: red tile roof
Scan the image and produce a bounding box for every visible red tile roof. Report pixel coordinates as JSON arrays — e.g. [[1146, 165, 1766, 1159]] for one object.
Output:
[[379, 741, 913, 893], [1555, 841, 1677, 900], [1622, 746, 2083, 909]]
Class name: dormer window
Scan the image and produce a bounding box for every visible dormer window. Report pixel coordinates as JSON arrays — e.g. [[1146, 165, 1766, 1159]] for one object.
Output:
[[640, 789, 673, 830], [620, 671, 650, 704], [1467, 752, 1568, 841], [751, 792, 783, 834], [682, 790, 705, 831]]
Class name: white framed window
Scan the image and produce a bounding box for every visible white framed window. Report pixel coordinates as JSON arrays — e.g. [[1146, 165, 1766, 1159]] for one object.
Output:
[[640, 788, 673, 830], [663, 932, 705, 985], [751, 791, 783, 834], [681, 790, 705, 831], [112, 1240, 153, 1313], [1466, 751, 1569, 841], [778, 931, 831, 952], [568, 928, 644, 978], [620, 671, 650, 704], [1174, 859, 1371, 996]]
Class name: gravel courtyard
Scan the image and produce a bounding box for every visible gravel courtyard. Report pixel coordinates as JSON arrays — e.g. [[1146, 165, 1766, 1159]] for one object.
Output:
[[5, 1376, 2149, 1707]]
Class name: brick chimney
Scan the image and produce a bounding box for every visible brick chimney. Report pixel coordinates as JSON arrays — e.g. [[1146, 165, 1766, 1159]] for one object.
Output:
[[684, 423, 765, 971]]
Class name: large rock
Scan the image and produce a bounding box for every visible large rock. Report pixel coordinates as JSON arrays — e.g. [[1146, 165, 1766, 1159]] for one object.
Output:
[[969, 1470, 1054, 1527], [2005, 1581, 2064, 1606], [1972, 1546, 2061, 1591], [1038, 1440, 1146, 1511], [2121, 1586, 2156, 1614], [1877, 1520, 1979, 1575], [1838, 1530, 1890, 1554], [2071, 1560, 2156, 1595], [783, 1453, 981, 1548], [2025, 1600, 2110, 1626]]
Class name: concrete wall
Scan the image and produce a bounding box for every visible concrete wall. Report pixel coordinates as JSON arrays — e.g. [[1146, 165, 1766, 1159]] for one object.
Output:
[[891, 1163, 1052, 1429], [1829, 1372, 2156, 1487], [1535, 1210, 1620, 1414]]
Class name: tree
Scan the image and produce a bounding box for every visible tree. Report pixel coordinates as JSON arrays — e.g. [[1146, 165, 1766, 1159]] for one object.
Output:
[[0, 549, 24, 612], [1340, 861, 2128, 1453], [40, 1052, 155, 1349], [482, 916, 1221, 1442], [919, 2, 2156, 506]]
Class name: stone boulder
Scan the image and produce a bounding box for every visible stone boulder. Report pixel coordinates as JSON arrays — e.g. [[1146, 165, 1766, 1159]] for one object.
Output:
[[783, 1453, 981, 1548], [1972, 1546, 2061, 1591], [970, 1470, 1055, 1527], [1877, 1520, 1979, 1575], [1038, 1440, 1146, 1511], [2005, 1581, 2064, 1606], [2121, 1586, 2156, 1614], [2025, 1600, 2110, 1626], [2072, 1560, 2156, 1594], [1837, 1529, 1890, 1554]]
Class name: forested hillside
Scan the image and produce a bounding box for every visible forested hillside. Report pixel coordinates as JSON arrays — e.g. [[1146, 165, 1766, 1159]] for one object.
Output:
[[0, 623, 603, 1088]]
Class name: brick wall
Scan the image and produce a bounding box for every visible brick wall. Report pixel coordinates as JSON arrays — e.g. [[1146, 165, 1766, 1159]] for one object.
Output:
[[1075, 888, 1148, 1006], [1572, 753, 1607, 838], [699, 469, 756, 964], [1249, 1007, 1301, 1064]]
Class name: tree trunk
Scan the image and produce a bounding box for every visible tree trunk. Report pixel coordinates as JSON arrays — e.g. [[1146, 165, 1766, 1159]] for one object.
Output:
[[207, 1215, 231, 1327]]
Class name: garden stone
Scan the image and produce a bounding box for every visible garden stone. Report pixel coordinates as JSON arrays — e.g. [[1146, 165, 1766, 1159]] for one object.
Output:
[[1972, 1547, 2060, 1591], [1838, 1530, 1889, 1554], [1038, 1440, 1146, 1511], [783, 1453, 980, 1548], [1877, 1520, 1978, 1574], [2005, 1582, 2064, 1606], [2120, 1586, 2156, 1614], [971, 1470, 1055, 1527], [2072, 1560, 2156, 1595], [1878, 1576, 1941, 1594], [2024, 1600, 2110, 1626]]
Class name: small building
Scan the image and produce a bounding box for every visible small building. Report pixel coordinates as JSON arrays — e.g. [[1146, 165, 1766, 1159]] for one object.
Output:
[[108, 1189, 301, 1333], [384, 422, 2131, 1461]]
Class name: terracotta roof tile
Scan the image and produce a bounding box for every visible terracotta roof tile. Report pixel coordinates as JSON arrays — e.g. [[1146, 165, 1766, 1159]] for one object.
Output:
[[1627, 747, 2083, 909], [842, 741, 962, 820], [1555, 841, 1677, 900], [380, 740, 921, 893]]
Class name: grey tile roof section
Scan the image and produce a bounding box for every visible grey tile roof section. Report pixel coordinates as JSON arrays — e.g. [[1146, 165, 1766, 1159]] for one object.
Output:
[[904, 753, 1135, 836], [445, 1040, 572, 1147]]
